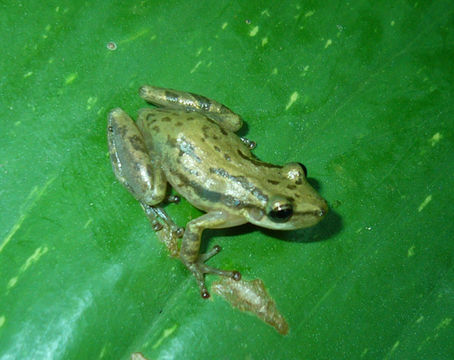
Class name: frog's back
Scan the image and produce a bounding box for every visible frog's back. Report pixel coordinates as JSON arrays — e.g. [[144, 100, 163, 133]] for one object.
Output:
[[137, 108, 256, 169], [136, 108, 277, 211]]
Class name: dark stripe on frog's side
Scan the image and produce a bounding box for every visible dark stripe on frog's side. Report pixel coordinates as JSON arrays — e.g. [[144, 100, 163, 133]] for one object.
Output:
[[177, 137, 201, 162], [236, 149, 283, 169], [170, 169, 245, 209], [209, 168, 268, 203]]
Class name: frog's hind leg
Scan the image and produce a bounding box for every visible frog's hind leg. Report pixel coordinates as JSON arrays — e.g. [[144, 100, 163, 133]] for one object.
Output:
[[108, 108, 167, 205], [108, 108, 183, 240], [139, 85, 243, 132]]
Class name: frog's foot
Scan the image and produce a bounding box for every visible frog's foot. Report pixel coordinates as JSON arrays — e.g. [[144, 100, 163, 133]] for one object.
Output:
[[240, 137, 256, 150], [141, 204, 184, 238], [183, 246, 241, 299]]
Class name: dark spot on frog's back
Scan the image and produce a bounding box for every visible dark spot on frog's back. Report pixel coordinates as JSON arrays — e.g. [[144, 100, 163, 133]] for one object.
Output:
[[214, 146, 221, 152], [202, 125, 210, 138], [220, 128, 228, 136], [162, 116, 172, 122], [175, 121, 183, 127], [152, 125, 160, 133], [146, 113, 157, 124], [267, 179, 280, 185], [287, 184, 297, 190]]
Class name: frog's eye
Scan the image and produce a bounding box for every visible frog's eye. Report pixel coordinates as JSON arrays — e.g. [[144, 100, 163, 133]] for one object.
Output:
[[267, 197, 293, 223]]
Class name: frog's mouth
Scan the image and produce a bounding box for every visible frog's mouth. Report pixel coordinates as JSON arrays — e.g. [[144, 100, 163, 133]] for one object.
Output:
[[288, 201, 328, 229], [299, 207, 327, 227]]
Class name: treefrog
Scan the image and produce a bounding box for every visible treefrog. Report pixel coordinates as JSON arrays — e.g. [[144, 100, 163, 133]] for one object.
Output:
[[107, 86, 328, 298]]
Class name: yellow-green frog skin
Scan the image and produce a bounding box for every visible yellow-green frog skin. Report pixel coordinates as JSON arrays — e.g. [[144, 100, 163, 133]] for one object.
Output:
[[107, 85, 328, 298]]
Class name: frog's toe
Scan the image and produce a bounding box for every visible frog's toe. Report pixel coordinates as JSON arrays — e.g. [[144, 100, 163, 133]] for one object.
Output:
[[199, 245, 222, 262], [185, 259, 241, 299], [174, 227, 184, 238], [201, 288, 210, 299]]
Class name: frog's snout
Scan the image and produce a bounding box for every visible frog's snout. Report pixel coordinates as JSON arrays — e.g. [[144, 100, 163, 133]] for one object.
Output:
[[315, 199, 329, 220]]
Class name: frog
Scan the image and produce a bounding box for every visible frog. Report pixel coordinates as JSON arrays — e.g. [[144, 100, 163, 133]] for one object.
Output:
[[107, 85, 328, 299]]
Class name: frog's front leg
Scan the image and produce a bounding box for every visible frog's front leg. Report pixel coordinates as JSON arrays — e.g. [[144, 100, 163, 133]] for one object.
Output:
[[180, 211, 246, 299], [107, 108, 182, 236]]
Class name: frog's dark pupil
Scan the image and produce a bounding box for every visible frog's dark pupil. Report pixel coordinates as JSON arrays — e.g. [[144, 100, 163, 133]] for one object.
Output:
[[268, 204, 293, 223]]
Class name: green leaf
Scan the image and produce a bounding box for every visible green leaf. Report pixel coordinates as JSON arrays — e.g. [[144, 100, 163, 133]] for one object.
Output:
[[1, 1, 453, 359]]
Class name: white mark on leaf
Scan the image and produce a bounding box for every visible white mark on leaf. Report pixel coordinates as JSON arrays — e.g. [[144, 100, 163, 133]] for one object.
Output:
[[418, 195, 432, 212], [285, 91, 299, 110]]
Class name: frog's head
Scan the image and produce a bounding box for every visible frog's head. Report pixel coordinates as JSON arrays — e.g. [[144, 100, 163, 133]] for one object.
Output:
[[245, 162, 328, 230]]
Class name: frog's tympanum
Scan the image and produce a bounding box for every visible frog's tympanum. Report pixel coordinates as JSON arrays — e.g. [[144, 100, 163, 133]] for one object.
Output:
[[107, 86, 328, 298]]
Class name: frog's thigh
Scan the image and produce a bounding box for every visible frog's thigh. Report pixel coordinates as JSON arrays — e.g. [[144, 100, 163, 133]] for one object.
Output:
[[139, 85, 242, 132], [107, 108, 167, 205], [180, 211, 246, 263]]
